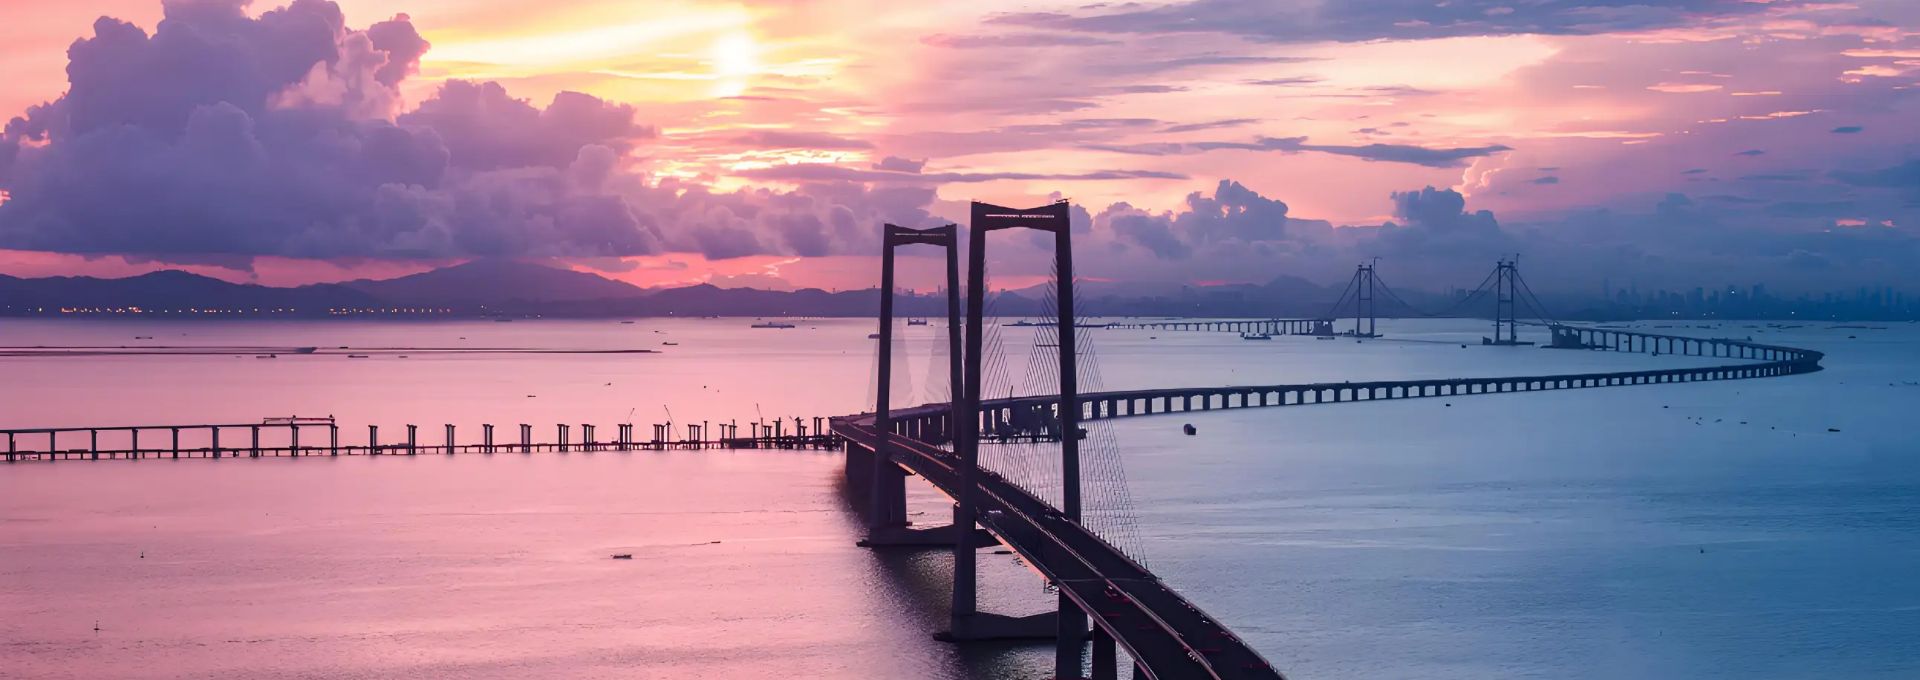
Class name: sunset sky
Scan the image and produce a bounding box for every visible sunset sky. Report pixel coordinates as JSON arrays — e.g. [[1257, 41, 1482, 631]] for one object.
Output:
[[1, 0, 1917, 292]]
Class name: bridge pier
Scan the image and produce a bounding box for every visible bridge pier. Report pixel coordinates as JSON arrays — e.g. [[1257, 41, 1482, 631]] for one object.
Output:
[[1057, 594, 1088, 680], [1091, 625, 1117, 680]]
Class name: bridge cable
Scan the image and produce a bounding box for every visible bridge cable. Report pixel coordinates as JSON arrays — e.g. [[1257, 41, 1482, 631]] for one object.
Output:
[[1512, 268, 1563, 327], [1322, 270, 1359, 320], [1070, 284, 1148, 563], [1370, 267, 1498, 319]]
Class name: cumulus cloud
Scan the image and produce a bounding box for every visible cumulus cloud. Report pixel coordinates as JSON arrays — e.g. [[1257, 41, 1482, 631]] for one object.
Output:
[[0, 1, 943, 265], [1094, 179, 1291, 259], [1051, 177, 1918, 294], [1391, 186, 1500, 233], [399, 81, 654, 170]]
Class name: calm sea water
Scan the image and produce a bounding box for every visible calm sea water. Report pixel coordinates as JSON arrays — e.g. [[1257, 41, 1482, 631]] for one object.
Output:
[[2, 317, 1916, 679]]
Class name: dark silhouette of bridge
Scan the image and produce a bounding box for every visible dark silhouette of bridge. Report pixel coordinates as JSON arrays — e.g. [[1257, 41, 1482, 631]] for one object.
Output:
[[833, 203, 1824, 679]]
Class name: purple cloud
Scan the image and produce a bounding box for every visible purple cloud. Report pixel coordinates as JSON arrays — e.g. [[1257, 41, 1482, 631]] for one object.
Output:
[[991, 0, 1795, 43], [1085, 136, 1512, 168], [735, 164, 1187, 184], [730, 130, 875, 150], [0, 2, 941, 264]]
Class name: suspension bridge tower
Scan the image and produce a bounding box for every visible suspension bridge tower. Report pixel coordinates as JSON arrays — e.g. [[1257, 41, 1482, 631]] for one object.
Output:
[[1348, 261, 1380, 338], [1484, 258, 1534, 346]]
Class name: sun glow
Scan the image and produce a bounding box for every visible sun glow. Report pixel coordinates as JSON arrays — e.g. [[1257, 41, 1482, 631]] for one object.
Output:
[[426, 8, 752, 73], [709, 31, 760, 97]]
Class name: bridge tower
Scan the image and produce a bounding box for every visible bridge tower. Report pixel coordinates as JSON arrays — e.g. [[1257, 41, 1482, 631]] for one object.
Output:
[[859, 223, 966, 543], [1486, 258, 1527, 345], [1352, 261, 1380, 338], [962, 200, 1089, 677]]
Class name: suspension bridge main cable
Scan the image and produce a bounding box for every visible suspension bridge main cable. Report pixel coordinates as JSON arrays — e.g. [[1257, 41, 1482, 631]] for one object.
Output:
[[1370, 267, 1498, 319], [1322, 270, 1360, 320], [1512, 267, 1563, 327]]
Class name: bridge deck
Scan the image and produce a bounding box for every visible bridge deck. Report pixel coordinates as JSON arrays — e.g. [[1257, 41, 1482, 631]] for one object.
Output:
[[836, 417, 1284, 680], [841, 323, 1825, 678]]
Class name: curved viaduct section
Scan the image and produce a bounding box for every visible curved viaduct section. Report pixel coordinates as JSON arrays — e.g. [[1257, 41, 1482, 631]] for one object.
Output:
[[836, 415, 1281, 679], [956, 324, 1824, 434], [834, 323, 1821, 679]]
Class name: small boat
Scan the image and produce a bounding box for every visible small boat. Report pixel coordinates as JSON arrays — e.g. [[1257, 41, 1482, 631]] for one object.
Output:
[[907, 318, 929, 326], [868, 333, 881, 339], [1007, 320, 1044, 327], [347, 354, 370, 359], [610, 553, 633, 560], [1182, 424, 1197, 436], [134, 336, 153, 340], [493, 318, 514, 323], [1240, 332, 1272, 340], [750, 321, 796, 329], [293, 347, 317, 354], [255, 354, 277, 359], [662, 342, 678, 346]]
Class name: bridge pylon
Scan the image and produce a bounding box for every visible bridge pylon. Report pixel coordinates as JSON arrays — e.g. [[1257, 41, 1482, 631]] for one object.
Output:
[[857, 223, 977, 546], [855, 221, 1057, 641], [960, 200, 1091, 676], [1483, 258, 1534, 346], [1350, 261, 1381, 338]]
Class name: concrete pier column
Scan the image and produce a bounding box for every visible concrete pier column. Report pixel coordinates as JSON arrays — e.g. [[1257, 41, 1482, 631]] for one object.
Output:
[[520, 424, 532, 452], [212, 427, 222, 459], [1091, 625, 1117, 680], [368, 425, 377, 454], [1056, 593, 1087, 680], [445, 424, 456, 454], [405, 425, 417, 455], [484, 424, 495, 453]]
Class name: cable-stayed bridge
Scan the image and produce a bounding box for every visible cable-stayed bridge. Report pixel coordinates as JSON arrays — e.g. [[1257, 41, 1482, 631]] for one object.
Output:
[[0, 200, 1828, 679], [835, 202, 1823, 679]]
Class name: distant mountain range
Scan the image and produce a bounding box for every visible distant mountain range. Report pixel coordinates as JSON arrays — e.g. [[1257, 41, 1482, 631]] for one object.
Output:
[[6, 259, 1904, 320], [0, 259, 1370, 319]]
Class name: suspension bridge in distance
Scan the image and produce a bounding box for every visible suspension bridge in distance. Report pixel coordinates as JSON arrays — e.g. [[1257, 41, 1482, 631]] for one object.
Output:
[[833, 202, 1824, 679]]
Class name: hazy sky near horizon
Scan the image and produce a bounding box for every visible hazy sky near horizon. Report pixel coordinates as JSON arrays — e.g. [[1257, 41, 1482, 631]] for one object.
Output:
[[0, 0, 1917, 293]]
